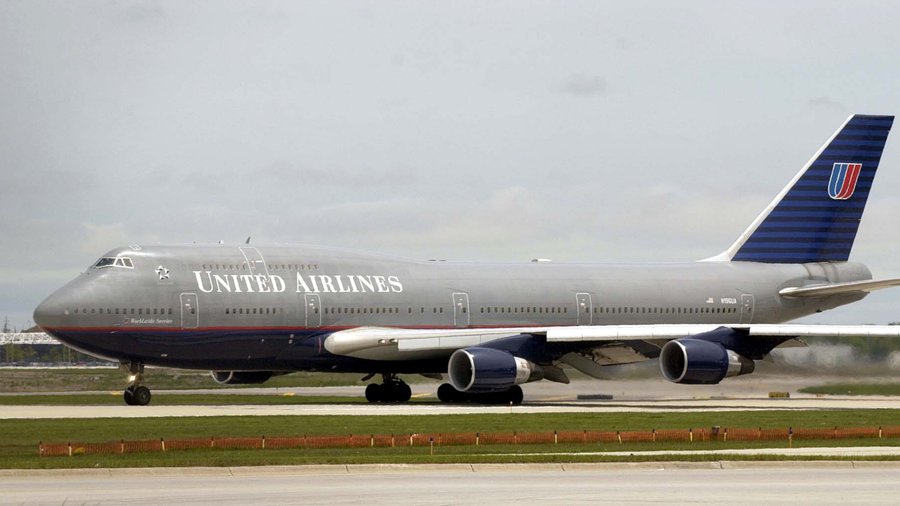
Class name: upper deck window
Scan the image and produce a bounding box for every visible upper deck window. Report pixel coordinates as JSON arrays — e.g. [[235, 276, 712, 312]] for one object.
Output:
[[93, 256, 135, 269]]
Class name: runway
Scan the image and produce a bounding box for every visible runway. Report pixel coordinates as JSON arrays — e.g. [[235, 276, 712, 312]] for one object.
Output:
[[2, 376, 898, 418], [1, 396, 899, 419], [2, 462, 899, 505]]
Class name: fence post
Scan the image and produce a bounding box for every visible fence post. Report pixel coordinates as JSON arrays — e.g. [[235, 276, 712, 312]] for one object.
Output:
[[652, 429, 656, 443], [39, 441, 43, 457], [758, 427, 762, 440], [429, 437, 434, 456], [161, 438, 166, 452], [476, 432, 480, 446], [616, 431, 622, 444], [210, 437, 215, 448], [554, 430, 558, 445], [834, 426, 838, 439], [723, 428, 728, 443], [788, 427, 793, 448], [371, 434, 374, 448], [262, 435, 266, 450], [409, 434, 413, 447], [120, 439, 125, 454], [391, 434, 395, 448], [879, 426, 883, 439], [689, 428, 693, 443], [583, 430, 587, 443], [68, 442, 72, 457], [514, 431, 517, 445]]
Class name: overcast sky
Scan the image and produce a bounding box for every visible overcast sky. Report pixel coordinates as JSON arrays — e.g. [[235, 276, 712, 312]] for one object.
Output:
[[2, 0, 899, 329]]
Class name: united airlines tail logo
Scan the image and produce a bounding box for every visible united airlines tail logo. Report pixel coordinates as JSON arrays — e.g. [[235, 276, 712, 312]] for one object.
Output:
[[828, 162, 862, 200]]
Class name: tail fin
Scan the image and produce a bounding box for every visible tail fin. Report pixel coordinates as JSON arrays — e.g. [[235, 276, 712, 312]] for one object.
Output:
[[714, 114, 893, 263]]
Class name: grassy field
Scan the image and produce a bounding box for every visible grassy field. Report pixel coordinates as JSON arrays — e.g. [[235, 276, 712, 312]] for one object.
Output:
[[799, 383, 900, 396], [3, 410, 899, 468]]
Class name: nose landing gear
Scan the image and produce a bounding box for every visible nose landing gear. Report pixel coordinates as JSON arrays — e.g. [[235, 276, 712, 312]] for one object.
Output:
[[121, 361, 152, 406]]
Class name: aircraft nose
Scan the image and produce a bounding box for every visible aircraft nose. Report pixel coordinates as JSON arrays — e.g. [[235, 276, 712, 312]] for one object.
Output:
[[33, 289, 72, 330]]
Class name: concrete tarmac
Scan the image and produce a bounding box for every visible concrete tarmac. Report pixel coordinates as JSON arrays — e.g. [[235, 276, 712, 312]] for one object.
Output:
[[1, 376, 897, 418], [1, 396, 898, 419], [2, 462, 899, 505]]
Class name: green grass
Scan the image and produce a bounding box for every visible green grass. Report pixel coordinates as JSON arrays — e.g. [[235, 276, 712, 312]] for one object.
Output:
[[799, 383, 900, 396], [3, 410, 899, 469], [22, 440, 900, 469]]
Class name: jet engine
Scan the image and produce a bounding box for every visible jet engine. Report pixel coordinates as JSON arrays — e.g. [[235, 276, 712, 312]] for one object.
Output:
[[447, 347, 543, 393], [210, 370, 274, 385], [659, 338, 755, 384]]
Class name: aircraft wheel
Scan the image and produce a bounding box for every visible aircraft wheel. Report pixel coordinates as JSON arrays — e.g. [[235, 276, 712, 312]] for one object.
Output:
[[507, 385, 523, 405], [396, 382, 412, 402], [132, 386, 152, 406], [123, 386, 136, 406], [437, 383, 458, 403], [365, 383, 382, 403]]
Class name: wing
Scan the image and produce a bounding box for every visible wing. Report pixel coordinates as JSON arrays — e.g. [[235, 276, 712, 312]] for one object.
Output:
[[324, 323, 900, 362]]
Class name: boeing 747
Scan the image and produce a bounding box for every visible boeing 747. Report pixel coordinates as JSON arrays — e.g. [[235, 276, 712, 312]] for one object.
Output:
[[33, 114, 900, 405]]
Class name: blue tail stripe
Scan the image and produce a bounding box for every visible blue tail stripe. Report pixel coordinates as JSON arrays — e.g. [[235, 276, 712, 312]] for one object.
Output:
[[749, 232, 858, 239], [733, 114, 893, 263], [828, 140, 888, 147]]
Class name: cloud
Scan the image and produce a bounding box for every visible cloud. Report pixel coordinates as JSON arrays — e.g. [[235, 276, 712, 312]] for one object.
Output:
[[807, 96, 847, 112], [253, 161, 420, 188], [558, 74, 608, 97], [116, 0, 167, 25]]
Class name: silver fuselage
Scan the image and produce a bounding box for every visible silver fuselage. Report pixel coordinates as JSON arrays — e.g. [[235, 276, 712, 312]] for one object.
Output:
[[33, 244, 871, 372]]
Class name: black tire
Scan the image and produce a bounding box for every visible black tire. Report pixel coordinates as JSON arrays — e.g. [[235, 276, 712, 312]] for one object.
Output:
[[123, 387, 135, 406], [436, 383, 458, 403], [365, 383, 382, 403], [396, 382, 412, 402], [133, 386, 152, 406], [507, 385, 524, 405]]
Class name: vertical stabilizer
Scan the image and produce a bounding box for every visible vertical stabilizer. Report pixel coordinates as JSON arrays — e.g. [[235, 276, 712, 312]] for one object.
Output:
[[713, 114, 893, 263]]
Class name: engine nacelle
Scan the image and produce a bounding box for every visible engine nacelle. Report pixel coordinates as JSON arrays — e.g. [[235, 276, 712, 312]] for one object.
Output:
[[659, 338, 755, 385], [448, 347, 543, 393], [210, 371, 274, 385]]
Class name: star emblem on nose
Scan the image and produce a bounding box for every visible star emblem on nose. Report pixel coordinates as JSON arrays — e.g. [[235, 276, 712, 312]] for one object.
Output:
[[155, 266, 170, 280]]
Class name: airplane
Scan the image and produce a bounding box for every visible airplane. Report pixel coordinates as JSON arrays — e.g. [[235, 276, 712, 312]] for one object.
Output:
[[33, 114, 900, 406]]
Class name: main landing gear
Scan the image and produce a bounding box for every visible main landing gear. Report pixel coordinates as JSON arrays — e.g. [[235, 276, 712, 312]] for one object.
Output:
[[364, 373, 412, 403], [437, 383, 524, 405], [121, 361, 152, 406]]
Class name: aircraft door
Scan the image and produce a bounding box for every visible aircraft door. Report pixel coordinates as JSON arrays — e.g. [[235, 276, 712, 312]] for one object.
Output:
[[740, 294, 755, 324], [180, 293, 199, 328], [304, 293, 321, 328], [452, 292, 470, 328], [576, 292, 593, 325], [239, 246, 269, 276]]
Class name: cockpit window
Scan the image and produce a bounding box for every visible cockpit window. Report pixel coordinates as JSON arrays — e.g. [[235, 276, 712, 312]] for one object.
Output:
[[93, 257, 135, 269]]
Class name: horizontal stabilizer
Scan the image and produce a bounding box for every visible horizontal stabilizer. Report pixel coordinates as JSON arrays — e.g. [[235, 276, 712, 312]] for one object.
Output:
[[779, 278, 900, 298]]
